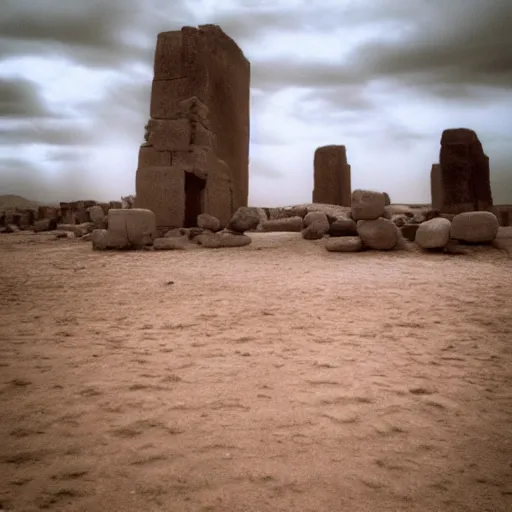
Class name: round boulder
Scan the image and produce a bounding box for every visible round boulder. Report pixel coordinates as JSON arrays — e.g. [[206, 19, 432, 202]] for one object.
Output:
[[357, 218, 399, 250], [450, 211, 499, 243], [415, 217, 452, 249], [351, 189, 386, 221], [302, 212, 330, 240], [328, 217, 358, 237], [197, 213, 221, 232], [227, 207, 260, 233], [325, 236, 363, 252]]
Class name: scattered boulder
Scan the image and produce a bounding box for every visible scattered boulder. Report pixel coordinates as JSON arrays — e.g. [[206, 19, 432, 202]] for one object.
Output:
[[5, 224, 20, 233], [153, 237, 188, 250], [261, 216, 303, 232], [87, 205, 106, 228], [302, 212, 330, 240], [33, 218, 57, 232], [328, 217, 358, 237], [165, 227, 189, 238], [197, 213, 221, 232], [107, 208, 156, 248], [450, 211, 499, 243], [325, 236, 363, 252], [351, 190, 386, 221], [357, 218, 399, 250], [227, 207, 260, 233], [57, 223, 93, 238], [415, 217, 452, 249], [196, 231, 252, 248], [267, 205, 308, 220], [91, 229, 112, 250]]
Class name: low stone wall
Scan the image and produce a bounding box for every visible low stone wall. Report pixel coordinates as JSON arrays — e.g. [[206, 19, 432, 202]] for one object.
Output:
[[0, 200, 125, 233]]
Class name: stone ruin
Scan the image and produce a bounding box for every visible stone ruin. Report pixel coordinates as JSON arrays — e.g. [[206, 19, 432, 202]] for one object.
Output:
[[1, 28, 509, 254], [431, 128, 493, 214], [312, 145, 351, 207], [0, 200, 123, 236], [135, 25, 250, 234]]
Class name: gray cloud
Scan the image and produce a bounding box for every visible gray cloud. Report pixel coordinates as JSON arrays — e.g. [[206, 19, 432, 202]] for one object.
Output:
[[0, 0, 193, 68], [0, 121, 97, 146], [0, 77, 57, 118], [0, 0, 511, 203]]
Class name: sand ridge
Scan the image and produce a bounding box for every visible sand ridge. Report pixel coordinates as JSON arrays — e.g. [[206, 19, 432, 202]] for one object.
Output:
[[0, 231, 511, 511]]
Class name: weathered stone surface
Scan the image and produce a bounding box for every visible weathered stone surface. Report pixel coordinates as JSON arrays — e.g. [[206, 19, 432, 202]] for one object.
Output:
[[415, 217, 452, 249], [450, 211, 499, 243], [138, 145, 172, 167], [302, 212, 330, 240], [400, 224, 420, 242], [107, 208, 156, 248], [327, 217, 357, 237], [147, 119, 191, 151], [196, 231, 251, 248], [56, 223, 93, 238], [197, 213, 221, 232], [135, 166, 185, 230], [439, 128, 493, 214], [391, 214, 408, 227], [153, 236, 188, 250], [5, 224, 20, 233], [261, 216, 303, 232], [91, 229, 111, 250], [147, 25, 250, 216], [430, 163, 443, 211], [325, 236, 363, 252], [87, 205, 106, 229], [357, 218, 399, 250], [33, 218, 57, 232], [266, 206, 308, 220], [165, 227, 190, 238], [351, 190, 386, 221], [37, 206, 59, 221], [383, 193, 391, 206], [312, 145, 351, 206], [227, 207, 260, 233]]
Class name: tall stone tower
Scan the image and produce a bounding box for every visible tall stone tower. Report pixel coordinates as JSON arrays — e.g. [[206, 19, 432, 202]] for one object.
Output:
[[439, 128, 493, 214], [312, 145, 351, 206], [135, 25, 250, 231]]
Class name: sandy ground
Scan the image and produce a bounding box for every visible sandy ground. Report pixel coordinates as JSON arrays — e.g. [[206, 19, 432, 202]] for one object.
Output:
[[0, 231, 511, 512]]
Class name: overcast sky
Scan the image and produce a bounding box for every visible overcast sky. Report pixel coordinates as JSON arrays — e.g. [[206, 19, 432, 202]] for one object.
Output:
[[0, 0, 511, 206]]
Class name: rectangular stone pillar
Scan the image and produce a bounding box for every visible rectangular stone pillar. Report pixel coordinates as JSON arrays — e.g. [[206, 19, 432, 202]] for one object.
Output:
[[313, 145, 351, 206], [430, 163, 443, 210]]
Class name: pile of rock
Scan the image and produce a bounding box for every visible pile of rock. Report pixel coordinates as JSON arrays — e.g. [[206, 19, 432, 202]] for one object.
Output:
[[91, 207, 260, 251], [0, 199, 126, 235]]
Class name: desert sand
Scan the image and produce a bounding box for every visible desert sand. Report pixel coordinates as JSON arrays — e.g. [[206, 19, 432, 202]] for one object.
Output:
[[0, 231, 511, 512]]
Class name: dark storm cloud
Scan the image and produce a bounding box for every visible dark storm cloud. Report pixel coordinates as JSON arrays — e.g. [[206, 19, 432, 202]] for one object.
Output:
[[350, 1, 512, 92], [0, 0, 192, 68], [0, 77, 58, 118]]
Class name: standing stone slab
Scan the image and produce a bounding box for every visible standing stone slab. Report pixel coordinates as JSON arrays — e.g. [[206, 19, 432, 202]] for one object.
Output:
[[439, 128, 493, 214], [312, 145, 351, 207]]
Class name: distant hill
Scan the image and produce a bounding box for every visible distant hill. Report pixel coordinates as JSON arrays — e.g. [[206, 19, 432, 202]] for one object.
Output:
[[0, 194, 46, 211]]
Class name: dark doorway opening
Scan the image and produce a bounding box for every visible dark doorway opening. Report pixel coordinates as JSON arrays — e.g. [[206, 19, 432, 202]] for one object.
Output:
[[184, 172, 206, 228]]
